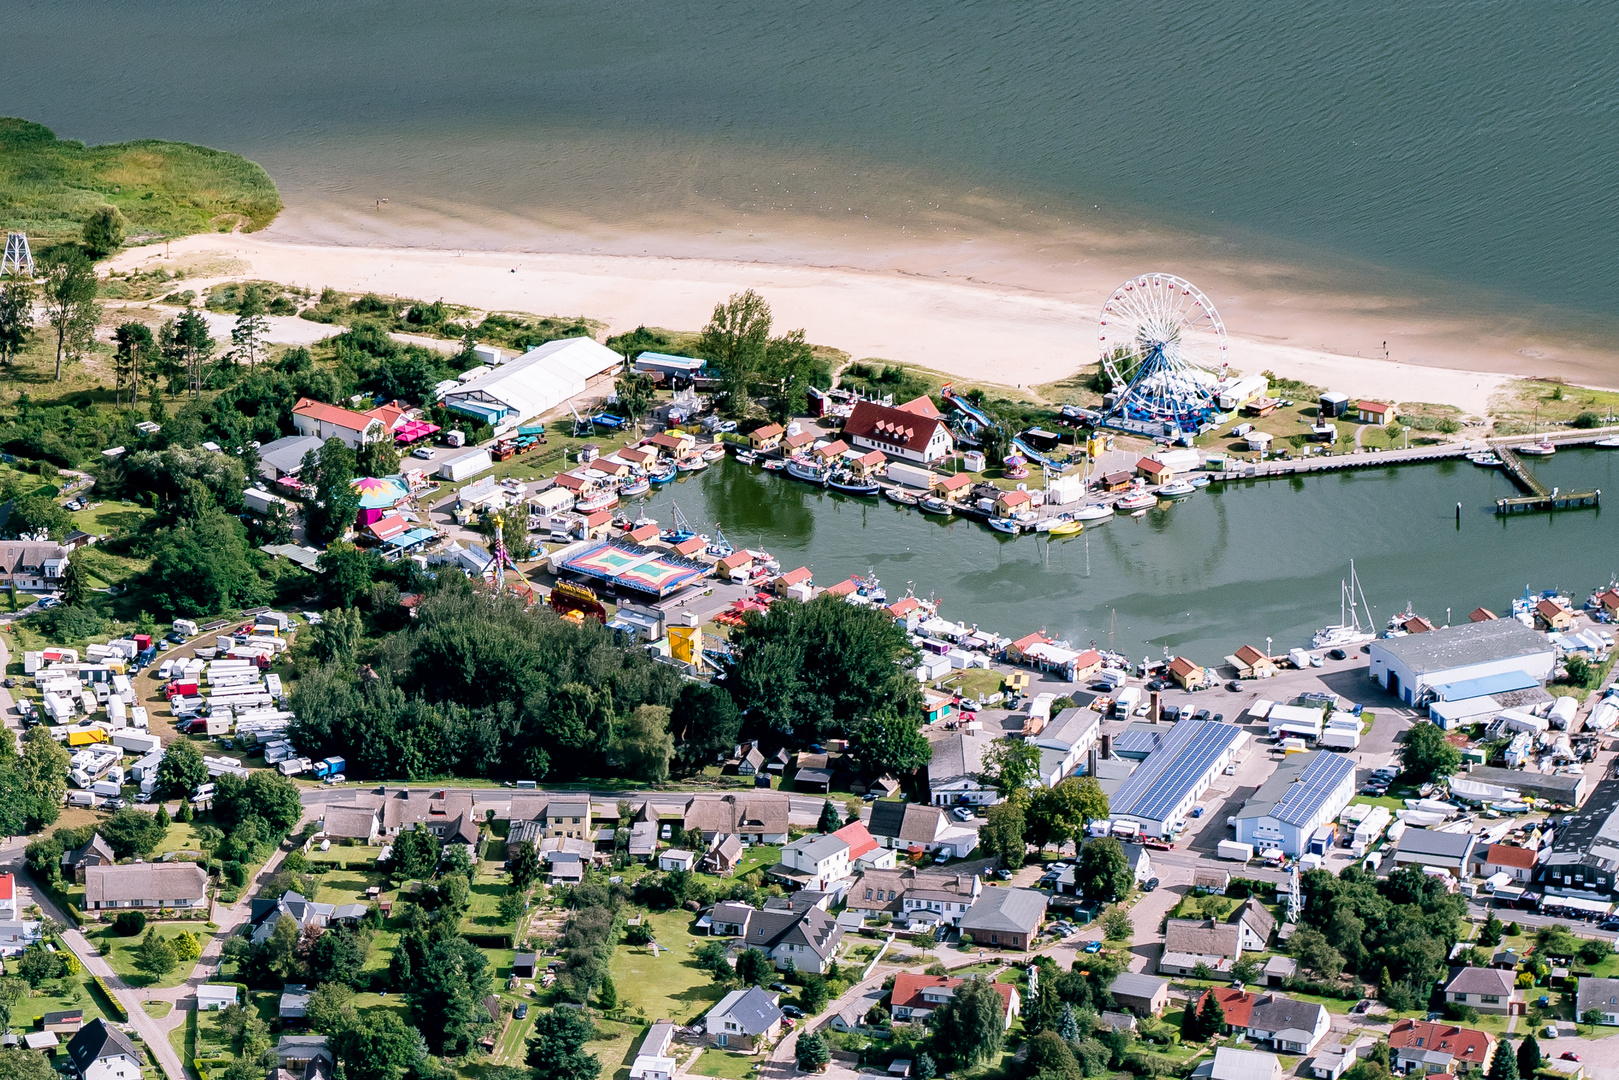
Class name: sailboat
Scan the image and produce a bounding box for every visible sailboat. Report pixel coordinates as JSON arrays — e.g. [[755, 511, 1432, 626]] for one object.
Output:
[[1312, 560, 1377, 649]]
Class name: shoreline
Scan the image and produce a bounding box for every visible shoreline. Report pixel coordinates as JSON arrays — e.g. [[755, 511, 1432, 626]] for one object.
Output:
[[111, 212, 1619, 419]]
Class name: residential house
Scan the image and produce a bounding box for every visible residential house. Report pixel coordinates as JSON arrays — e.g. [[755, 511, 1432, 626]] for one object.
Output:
[[1357, 402, 1392, 424], [776, 833, 852, 891], [1108, 972, 1169, 1017], [681, 794, 790, 845], [1246, 994, 1330, 1054], [1123, 845, 1153, 886], [1226, 645, 1279, 680], [66, 1020, 143, 1080], [1443, 967, 1524, 1015], [197, 985, 239, 1011], [1189, 987, 1259, 1034], [727, 904, 846, 974], [1197, 1047, 1283, 1080], [291, 398, 386, 449], [1575, 977, 1619, 1026], [376, 789, 480, 845], [958, 887, 1047, 950], [0, 919, 43, 957], [320, 805, 380, 845], [1481, 844, 1538, 884], [842, 397, 955, 465], [255, 434, 325, 481], [833, 821, 895, 870], [845, 868, 980, 926], [0, 542, 70, 592], [867, 801, 975, 857], [658, 850, 696, 872], [703, 834, 744, 876], [1231, 899, 1276, 952], [60, 834, 116, 883], [734, 743, 767, 775], [1388, 1019, 1496, 1075], [84, 863, 207, 911], [276, 1036, 334, 1073], [1159, 919, 1242, 975], [249, 890, 367, 945], [889, 973, 1019, 1027], [280, 985, 313, 1021], [749, 424, 785, 452], [928, 732, 997, 806], [704, 986, 784, 1050], [544, 850, 585, 885], [826, 989, 889, 1033], [0, 874, 14, 921], [629, 1022, 677, 1080], [1193, 868, 1231, 895]]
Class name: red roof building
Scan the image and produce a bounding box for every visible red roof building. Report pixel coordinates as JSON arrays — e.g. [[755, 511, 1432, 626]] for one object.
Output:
[[1189, 986, 1259, 1031], [814, 439, 850, 460], [292, 398, 386, 449], [1388, 1019, 1495, 1069], [775, 567, 813, 594], [1469, 607, 1499, 622], [842, 397, 954, 464], [833, 821, 879, 862], [822, 578, 859, 597], [890, 973, 1018, 1026], [886, 597, 924, 619]]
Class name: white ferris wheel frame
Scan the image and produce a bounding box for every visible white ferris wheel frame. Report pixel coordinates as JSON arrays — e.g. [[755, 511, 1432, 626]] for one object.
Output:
[[1097, 273, 1229, 387]]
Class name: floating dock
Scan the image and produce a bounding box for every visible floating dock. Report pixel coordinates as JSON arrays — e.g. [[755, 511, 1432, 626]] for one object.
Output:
[[1491, 438, 1601, 514]]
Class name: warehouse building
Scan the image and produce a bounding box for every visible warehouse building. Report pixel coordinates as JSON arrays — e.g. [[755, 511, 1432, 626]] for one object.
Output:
[[1464, 765, 1588, 808], [1368, 621, 1554, 707], [1108, 720, 1248, 838], [1229, 751, 1357, 856], [442, 336, 622, 426]]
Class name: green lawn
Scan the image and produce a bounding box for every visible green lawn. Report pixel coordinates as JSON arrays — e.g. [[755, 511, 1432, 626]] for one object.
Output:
[[693, 1049, 761, 1080], [310, 868, 392, 907], [585, 1018, 643, 1080], [142, 1000, 174, 1018], [608, 908, 726, 1026], [731, 845, 782, 880], [98, 927, 202, 988], [462, 863, 513, 936], [17, 978, 107, 1028]]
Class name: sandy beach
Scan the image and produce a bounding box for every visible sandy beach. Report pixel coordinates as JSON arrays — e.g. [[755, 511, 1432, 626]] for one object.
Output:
[[110, 218, 1619, 420]]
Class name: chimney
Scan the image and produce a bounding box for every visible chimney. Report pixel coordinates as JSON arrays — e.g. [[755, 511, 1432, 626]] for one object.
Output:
[[1149, 691, 1162, 724], [1099, 734, 1112, 761]]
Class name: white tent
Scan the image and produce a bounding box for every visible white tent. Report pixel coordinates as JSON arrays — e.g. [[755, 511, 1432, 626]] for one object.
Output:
[[444, 336, 622, 422]]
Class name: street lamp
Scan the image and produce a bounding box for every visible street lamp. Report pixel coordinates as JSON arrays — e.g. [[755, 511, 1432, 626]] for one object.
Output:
[[1266, 636, 1272, 659]]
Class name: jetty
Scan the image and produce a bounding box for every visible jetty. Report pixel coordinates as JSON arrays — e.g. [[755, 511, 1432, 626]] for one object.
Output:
[[1489, 433, 1605, 514], [1206, 441, 1468, 481]]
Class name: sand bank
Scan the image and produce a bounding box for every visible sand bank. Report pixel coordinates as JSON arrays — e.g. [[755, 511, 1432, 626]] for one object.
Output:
[[111, 224, 1617, 419]]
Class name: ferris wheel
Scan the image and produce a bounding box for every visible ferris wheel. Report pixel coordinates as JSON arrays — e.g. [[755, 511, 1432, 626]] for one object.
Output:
[[1098, 273, 1228, 430]]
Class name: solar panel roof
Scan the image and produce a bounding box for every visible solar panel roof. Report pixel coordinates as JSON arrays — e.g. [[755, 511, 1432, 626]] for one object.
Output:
[[1268, 751, 1356, 827], [1110, 720, 1243, 823], [1113, 729, 1163, 756]]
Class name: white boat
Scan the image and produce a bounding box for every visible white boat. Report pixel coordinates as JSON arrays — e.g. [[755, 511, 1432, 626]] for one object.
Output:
[[619, 477, 651, 497], [885, 488, 919, 506], [1189, 475, 1211, 488], [1518, 441, 1556, 456], [1468, 452, 1501, 466], [735, 449, 759, 464], [785, 458, 827, 484], [1158, 480, 1196, 498], [575, 491, 619, 513], [1595, 437, 1619, 448], [918, 496, 954, 516], [1070, 504, 1114, 522], [676, 456, 709, 473], [988, 517, 1021, 534], [702, 443, 727, 461], [1115, 491, 1156, 511], [1490, 800, 1531, 814], [1312, 560, 1378, 650]]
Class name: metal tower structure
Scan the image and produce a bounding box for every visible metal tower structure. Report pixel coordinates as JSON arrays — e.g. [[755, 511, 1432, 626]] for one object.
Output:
[[1, 234, 33, 278], [1098, 273, 1227, 436], [1287, 864, 1302, 924]]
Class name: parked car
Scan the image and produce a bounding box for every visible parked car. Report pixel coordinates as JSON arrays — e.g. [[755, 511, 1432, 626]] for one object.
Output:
[[1561, 1054, 1580, 1063], [514, 1004, 528, 1020], [995, 869, 1014, 880], [412, 447, 434, 459], [953, 807, 973, 821], [1143, 877, 1160, 892], [1082, 940, 1103, 953], [1226, 680, 1243, 692], [1224, 763, 1238, 776], [933, 851, 951, 865], [1351, 1000, 1371, 1014], [1328, 648, 1348, 660], [770, 983, 791, 994], [782, 1004, 805, 1018]]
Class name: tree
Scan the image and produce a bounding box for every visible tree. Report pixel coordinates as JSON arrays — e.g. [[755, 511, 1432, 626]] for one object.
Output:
[[171, 931, 202, 962], [699, 289, 773, 415], [39, 248, 99, 380], [157, 739, 210, 799], [390, 825, 441, 880], [1197, 989, 1226, 1040], [796, 1031, 831, 1072], [613, 360, 655, 427], [0, 1047, 56, 1080], [850, 714, 931, 778], [612, 704, 674, 783], [1026, 776, 1108, 852], [143, 510, 261, 616], [1101, 907, 1133, 944], [980, 739, 1043, 798], [59, 553, 89, 607], [915, 1053, 936, 1080], [1056, 1002, 1080, 1042], [1581, 1008, 1605, 1031], [333, 1012, 422, 1080], [16, 944, 63, 986], [1231, 956, 1262, 985], [818, 799, 841, 833], [801, 973, 830, 1014], [1402, 722, 1460, 783], [306, 982, 358, 1035], [134, 928, 178, 979], [596, 974, 618, 1011], [930, 975, 1005, 1068], [113, 911, 148, 937], [1566, 654, 1592, 686], [82, 206, 126, 257], [243, 769, 305, 833], [0, 278, 33, 368], [979, 794, 1028, 869], [508, 840, 541, 892], [526, 1008, 601, 1080], [101, 808, 167, 859], [734, 949, 773, 986], [695, 940, 732, 982], [1488, 1037, 1518, 1080], [2, 495, 71, 541], [16, 728, 70, 830], [231, 285, 269, 367], [159, 308, 214, 397], [1023, 1031, 1081, 1080], [1480, 913, 1503, 947], [303, 437, 362, 545], [309, 925, 368, 988], [761, 328, 818, 424], [1516, 1032, 1540, 1077], [1292, 926, 1345, 981], [309, 604, 364, 664], [404, 934, 493, 1055], [112, 322, 155, 407], [1075, 837, 1133, 903]]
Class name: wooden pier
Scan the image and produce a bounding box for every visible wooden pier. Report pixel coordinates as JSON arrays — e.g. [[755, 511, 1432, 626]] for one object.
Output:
[[1490, 438, 1601, 514]]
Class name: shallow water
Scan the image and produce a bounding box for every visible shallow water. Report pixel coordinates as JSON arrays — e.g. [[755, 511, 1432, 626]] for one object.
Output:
[[633, 451, 1618, 661]]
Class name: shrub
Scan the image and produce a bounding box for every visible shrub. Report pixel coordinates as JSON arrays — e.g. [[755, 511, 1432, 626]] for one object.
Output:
[[223, 861, 246, 887], [1573, 411, 1602, 429], [113, 911, 147, 936]]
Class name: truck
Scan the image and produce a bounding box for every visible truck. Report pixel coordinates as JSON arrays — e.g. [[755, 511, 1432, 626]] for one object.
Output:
[[1114, 686, 1142, 716], [1218, 840, 1254, 862], [314, 756, 347, 778], [278, 758, 313, 777], [1288, 648, 1311, 669], [445, 429, 466, 448], [165, 680, 200, 701]]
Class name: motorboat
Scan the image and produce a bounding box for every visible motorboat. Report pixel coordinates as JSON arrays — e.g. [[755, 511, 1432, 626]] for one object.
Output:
[[648, 463, 678, 484], [1312, 560, 1378, 650], [1047, 520, 1083, 537], [575, 491, 619, 513], [702, 442, 727, 461], [632, 515, 658, 530], [735, 449, 760, 464], [1069, 504, 1114, 522], [918, 496, 954, 516], [828, 473, 880, 496], [676, 456, 708, 473], [1595, 436, 1619, 448], [988, 517, 1021, 534], [1189, 475, 1212, 488], [619, 476, 651, 497], [885, 488, 919, 506], [761, 459, 786, 472], [1115, 490, 1157, 511], [1518, 441, 1556, 456], [1468, 452, 1501, 466], [1158, 480, 1196, 498], [785, 458, 828, 484]]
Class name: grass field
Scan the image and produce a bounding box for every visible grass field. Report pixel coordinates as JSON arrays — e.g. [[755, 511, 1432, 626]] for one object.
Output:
[[98, 927, 203, 988], [16, 978, 107, 1028], [692, 1049, 761, 1080], [584, 1017, 644, 1080], [608, 908, 726, 1026]]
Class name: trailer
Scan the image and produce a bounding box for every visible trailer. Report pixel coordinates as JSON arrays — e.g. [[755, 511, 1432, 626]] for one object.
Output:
[[314, 756, 346, 778], [278, 757, 314, 777], [112, 729, 161, 755], [1217, 840, 1254, 862], [1306, 823, 1338, 856]]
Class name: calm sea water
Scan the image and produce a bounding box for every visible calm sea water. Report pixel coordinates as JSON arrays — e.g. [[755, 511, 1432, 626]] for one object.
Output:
[[636, 452, 1618, 662], [5, 1, 1619, 317]]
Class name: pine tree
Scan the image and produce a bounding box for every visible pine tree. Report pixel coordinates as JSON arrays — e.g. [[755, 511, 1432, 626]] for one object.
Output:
[[596, 974, 618, 1012], [1516, 1032, 1540, 1077], [818, 799, 840, 833], [1197, 990, 1225, 1041], [1490, 1037, 1518, 1080], [1056, 1002, 1080, 1042]]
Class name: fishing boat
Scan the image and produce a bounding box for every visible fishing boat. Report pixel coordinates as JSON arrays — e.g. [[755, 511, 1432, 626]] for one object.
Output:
[[702, 442, 727, 461], [918, 496, 954, 516], [1489, 800, 1531, 814], [1518, 441, 1556, 456], [988, 517, 1021, 534], [1468, 452, 1501, 466], [1158, 480, 1196, 498], [828, 471, 881, 496], [1115, 490, 1157, 511], [575, 491, 619, 513], [1047, 520, 1083, 537], [619, 476, 651, 497], [648, 462, 677, 484], [855, 571, 886, 603], [661, 503, 698, 543], [761, 459, 786, 472], [1070, 504, 1114, 522], [632, 515, 658, 530], [1313, 561, 1377, 649], [885, 488, 919, 506], [735, 449, 759, 464], [676, 455, 708, 473], [1595, 437, 1619, 448], [785, 458, 828, 485]]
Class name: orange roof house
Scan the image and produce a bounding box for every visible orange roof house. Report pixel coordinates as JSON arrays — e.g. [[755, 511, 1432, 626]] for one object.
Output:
[[1357, 401, 1393, 423], [814, 439, 850, 461], [1137, 457, 1171, 480], [1469, 607, 1499, 622], [1535, 599, 1573, 630], [833, 821, 879, 862], [842, 397, 954, 464], [1388, 1019, 1495, 1070], [1167, 656, 1207, 689], [774, 567, 813, 595]]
